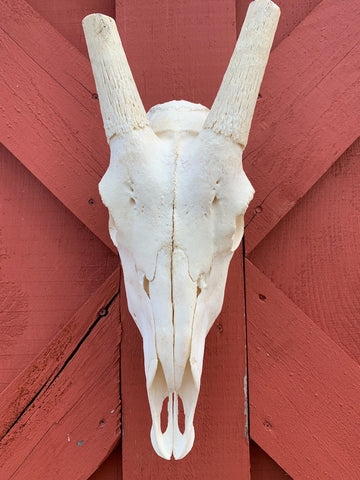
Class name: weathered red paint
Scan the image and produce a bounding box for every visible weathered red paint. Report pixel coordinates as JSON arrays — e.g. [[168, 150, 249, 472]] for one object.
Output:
[[243, 0, 360, 253], [0, 146, 117, 393], [0, 0, 113, 250], [250, 441, 291, 480], [0, 270, 121, 479], [247, 260, 360, 479], [250, 138, 360, 365], [115, 0, 237, 111]]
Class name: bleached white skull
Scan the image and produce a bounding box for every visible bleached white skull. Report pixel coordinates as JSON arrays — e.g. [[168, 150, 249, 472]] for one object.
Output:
[[83, 0, 279, 460]]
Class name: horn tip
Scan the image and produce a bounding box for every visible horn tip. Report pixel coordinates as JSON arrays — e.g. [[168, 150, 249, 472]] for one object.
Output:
[[82, 13, 116, 36]]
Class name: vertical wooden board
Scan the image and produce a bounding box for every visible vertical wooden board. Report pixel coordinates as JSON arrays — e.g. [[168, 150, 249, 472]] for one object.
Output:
[[116, 0, 236, 111], [249, 138, 360, 364], [121, 250, 249, 478], [0, 145, 118, 393], [250, 441, 292, 480]]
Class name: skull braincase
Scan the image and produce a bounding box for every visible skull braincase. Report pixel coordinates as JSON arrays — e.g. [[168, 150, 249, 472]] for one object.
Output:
[[83, 0, 280, 461], [99, 101, 254, 458]]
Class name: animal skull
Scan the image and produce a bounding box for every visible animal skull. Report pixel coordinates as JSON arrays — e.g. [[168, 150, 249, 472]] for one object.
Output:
[[83, 0, 279, 460]]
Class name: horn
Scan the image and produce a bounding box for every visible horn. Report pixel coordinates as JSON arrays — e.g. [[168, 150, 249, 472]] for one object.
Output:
[[82, 14, 149, 142], [203, 0, 280, 148]]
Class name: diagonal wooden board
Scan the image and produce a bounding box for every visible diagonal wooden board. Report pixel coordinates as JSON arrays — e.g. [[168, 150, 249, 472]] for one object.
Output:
[[246, 259, 360, 479], [244, 0, 360, 253], [0, 0, 113, 251], [0, 269, 121, 479]]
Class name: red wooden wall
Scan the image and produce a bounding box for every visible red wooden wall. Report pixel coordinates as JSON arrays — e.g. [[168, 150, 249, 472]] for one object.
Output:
[[0, 0, 359, 479]]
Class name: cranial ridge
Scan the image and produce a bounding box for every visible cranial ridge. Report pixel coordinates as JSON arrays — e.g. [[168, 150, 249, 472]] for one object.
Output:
[[83, 0, 280, 460]]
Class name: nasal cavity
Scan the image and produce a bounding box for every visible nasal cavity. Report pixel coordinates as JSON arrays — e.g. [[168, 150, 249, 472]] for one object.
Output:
[[177, 396, 185, 434], [161, 396, 169, 433]]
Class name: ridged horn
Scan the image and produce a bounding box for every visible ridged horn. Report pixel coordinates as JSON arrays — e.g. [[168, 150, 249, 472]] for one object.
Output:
[[203, 0, 280, 148], [82, 14, 149, 142]]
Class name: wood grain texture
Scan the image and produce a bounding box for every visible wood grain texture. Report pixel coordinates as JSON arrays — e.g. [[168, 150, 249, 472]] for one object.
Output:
[[0, 0, 113, 250], [115, 0, 237, 111], [250, 441, 292, 480], [121, 250, 249, 478], [0, 268, 119, 438], [0, 270, 121, 480], [242, 0, 360, 253], [0, 146, 118, 393], [249, 137, 360, 365], [246, 260, 360, 480]]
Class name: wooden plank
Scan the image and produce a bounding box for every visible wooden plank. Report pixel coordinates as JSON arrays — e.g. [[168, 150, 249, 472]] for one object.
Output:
[[121, 249, 249, 478], [89, 444, 122, 480], [248, 137, 360, 364], [0, 269, 121, 479], [246, 260, 360, 480], [243, 0, 360, 253], [0, 0, 114, 250], [115, 0, 237, 111], [250, 441, 292, 480], [0, 145, 118, 393], [0, 270, 120, 464], [28, 0, 114, 57]]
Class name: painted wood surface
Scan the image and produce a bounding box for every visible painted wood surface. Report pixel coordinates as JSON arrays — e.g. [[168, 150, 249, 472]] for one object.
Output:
[[0, 145, 117, 392], [89, 444, 122, 480], [249, 138, 360, 365], [246, 260, 360, 479], [250, 441, 291, 480], [28, 0, 115, 57], [243, 0, 360, 253], [0, 270, 121, 479], [1, 0, 122, 477], [116, 0, 237, 111], [0, 0, 113, 250], [0, 269, 119, 438]]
